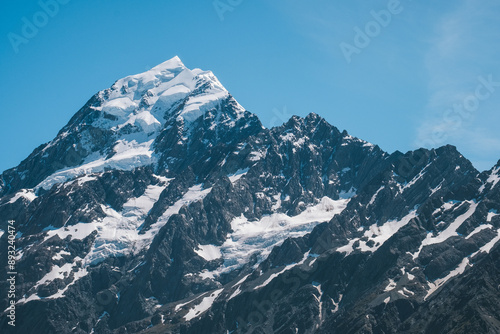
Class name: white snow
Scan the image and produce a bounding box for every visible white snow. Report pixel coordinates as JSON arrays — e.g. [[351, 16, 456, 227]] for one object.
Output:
[[487, 209, 498, 222], [88, 183, 208, 265], [195, 245, 222, 261], [8, 189, 37, 203], [214, 197, 349, 276], [465, 224, 493, 240], [149, 184, 212, 240], [401, 267, 415, 281], [412, 201, 478, 260], [175, 297, 199, 312], [228, 287, 242, 300], [425, 227, 500, 299], [228, 168, 249, 183], [432, 200, 459, 216], [331, 294, 342, 313], [18, 258, 88, 305], [34, 262, 75, 287], [35, 139, 156, 191], [402, 162, 431, 192], [184, 289, 223, 321], [40, 181, 213, 269], [44, 222, 99, 243], [233, 274, 251, 287], [384, 278, 397, 292], [312, 283, 323, 323], [471, 228, 500, 255], [101, 97, 137, 116], [425, 257, 470, 300], [52, 250, 71, 260], [248, 150, 266, 162], [34, 56, 245, 191], [254, 252, 310, 290], [122, 183, 168, 218], [429, 181, 443, 196], [479, 166, 500, 192], [368, 186, 384, 206], [337, 209, 418, 255], [442, 201, 457, 211]]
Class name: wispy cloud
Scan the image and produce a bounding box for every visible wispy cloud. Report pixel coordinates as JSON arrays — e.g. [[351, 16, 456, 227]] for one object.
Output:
[[415, 0, 500, 168]]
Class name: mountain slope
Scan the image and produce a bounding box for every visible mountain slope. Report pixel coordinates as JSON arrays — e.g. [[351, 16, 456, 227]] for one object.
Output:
[[0, 57, 499, 334]]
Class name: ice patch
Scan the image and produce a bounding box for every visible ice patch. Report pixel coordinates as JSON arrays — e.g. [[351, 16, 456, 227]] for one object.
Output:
[[52, 250, 71, 260], [228, 168, 249, 183], [195, 245, 222, 261], [384, 278, 397, 292], [44, 222, 98, 243], [8, 189, 37, 204], [184, 289, 223, 321], [487, 209, 498, 222], [368, 186, 384, 206], [228, 287, 242, 300]]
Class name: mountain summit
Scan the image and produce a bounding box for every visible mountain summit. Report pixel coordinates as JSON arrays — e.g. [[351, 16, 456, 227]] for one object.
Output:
[[1, 58, 499, 334], [0, 56, 259, 196]]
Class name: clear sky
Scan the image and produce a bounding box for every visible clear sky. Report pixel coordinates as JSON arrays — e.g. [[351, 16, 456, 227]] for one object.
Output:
[[1, 0, 500, 173]]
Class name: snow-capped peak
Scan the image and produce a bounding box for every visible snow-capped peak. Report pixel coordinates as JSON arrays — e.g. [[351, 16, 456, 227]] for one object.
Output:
[[101, 55, 235, 125], [27, 57, 250, 191], [149, 55, 185, 72]]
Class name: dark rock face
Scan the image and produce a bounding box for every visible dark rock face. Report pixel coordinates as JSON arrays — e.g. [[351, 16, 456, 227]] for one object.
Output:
[[1, 57, 499, 334]]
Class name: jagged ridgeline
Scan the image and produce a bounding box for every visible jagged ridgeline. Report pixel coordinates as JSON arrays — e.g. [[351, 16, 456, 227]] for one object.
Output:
[[0, 57, 499, 334]]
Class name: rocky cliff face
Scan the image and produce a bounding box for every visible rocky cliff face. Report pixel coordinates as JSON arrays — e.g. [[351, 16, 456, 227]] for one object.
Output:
[[0, 57, 499, 334]]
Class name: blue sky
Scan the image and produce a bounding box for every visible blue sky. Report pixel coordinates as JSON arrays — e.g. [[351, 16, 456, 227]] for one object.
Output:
[[1, 0, 500, 172]]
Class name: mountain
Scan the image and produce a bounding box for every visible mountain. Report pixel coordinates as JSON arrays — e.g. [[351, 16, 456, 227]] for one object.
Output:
[[0, 57, 499, 334]]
